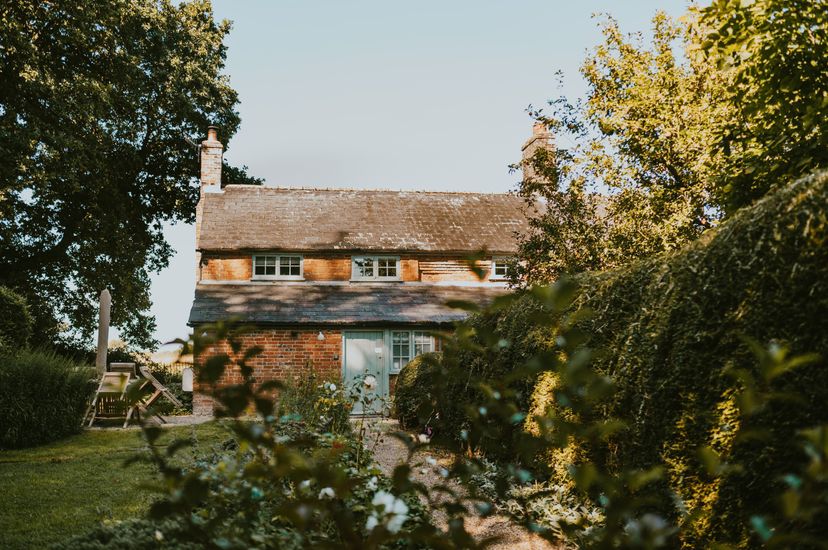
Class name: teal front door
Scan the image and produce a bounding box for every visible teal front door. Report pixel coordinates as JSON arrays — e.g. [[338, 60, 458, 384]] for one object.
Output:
[[343, 331, 386, 414]]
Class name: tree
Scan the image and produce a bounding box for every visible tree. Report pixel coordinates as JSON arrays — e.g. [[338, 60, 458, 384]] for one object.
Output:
[[0, 0, 259, 348], [696, 0, 828, 211], [517, 12, 732, 284]]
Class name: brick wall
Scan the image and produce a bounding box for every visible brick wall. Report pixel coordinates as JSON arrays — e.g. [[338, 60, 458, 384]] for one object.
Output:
[[199, 254, 496, 283], [193, 328, 343, 416]]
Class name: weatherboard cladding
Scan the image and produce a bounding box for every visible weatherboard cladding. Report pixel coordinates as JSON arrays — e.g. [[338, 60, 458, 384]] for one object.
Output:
[[197, 186, 529, 253], [188, 283, 508, 326]]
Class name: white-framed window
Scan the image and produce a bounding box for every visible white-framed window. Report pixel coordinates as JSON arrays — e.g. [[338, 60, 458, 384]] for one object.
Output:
[[391, 331, 411, 373], [389, 330, 436, 374], [253, 254, 304, 280], [491, 257, 511, 280], [351, 256, 400, 280]]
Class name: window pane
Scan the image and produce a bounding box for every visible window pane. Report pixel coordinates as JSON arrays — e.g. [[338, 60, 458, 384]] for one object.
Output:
[[354, 257, 374, 278], [413, 331, 433, 356], [280, 256, 301, 276], [392, 331, 411, 372], [493, 260, 508, 277], [378, 257, 397, 278]]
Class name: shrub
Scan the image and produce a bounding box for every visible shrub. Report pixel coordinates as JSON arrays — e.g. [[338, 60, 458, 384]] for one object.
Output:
[[278, 371, 352, 435], [0, 286, 33, 353], [0, 349, 95, 449], [393, 352, 441, 429]]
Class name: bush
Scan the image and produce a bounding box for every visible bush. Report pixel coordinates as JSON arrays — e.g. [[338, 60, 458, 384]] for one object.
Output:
[[393, 353, 441, 430], [0, 286, 33, 353], [414, 170, 828, 546], [278, 371, 353, 435], [0, 349, 95, 449]]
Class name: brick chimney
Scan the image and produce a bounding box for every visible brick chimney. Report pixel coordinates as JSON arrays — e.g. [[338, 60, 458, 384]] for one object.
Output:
[[200, 125, 223, 191], [521, 122, 555, 184], [195, 126, 222, 283]]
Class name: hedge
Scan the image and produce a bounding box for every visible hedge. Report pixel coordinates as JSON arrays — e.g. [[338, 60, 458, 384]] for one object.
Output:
[[0, 349, 95, 449], [393, 352, 441, 430], [0, 286, 33, 353], [397, 170, 828, 546]]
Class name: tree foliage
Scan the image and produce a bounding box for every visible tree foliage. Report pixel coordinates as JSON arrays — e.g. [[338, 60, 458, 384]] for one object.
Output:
[[0, 0, 257, 348], [517, 12, 730, 283], [697, 0, 828, 210], [518, 1, 828, 283]]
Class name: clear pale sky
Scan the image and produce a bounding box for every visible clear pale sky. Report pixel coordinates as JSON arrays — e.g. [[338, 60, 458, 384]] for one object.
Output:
[[147, 0, 688, 347]]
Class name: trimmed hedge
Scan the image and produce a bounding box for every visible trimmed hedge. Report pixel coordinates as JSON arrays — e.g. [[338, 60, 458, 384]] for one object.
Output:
[[393, 352, 441, 429], [398, 171, 828, 546], [0, 349, 95, 449], [0, 286, 32, 353]]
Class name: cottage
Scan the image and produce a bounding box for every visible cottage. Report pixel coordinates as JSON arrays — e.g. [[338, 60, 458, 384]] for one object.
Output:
[[188, 126, 550, 415]]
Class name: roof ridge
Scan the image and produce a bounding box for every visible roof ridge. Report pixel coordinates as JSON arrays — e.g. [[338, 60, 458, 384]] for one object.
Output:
[[222, 184, 519, 196]]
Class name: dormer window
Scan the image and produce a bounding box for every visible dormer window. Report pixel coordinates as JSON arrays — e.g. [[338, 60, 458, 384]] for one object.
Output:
[[253, 254, 304, 280], [491, 258, 511, 280], [352, 256, 400, 281]]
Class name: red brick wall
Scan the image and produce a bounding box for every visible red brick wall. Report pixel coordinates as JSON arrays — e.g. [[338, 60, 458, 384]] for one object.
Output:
[[193, 328, 342, 416]]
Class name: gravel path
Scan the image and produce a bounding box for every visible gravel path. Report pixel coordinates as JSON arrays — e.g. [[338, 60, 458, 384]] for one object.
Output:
[[359, 418, 560, 550]]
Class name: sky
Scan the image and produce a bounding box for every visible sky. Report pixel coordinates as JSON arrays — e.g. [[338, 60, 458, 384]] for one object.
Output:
[[146, 0, 688, 348]]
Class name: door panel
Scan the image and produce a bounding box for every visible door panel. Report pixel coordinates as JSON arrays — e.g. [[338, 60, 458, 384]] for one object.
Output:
[[343, 331, 385, 414]]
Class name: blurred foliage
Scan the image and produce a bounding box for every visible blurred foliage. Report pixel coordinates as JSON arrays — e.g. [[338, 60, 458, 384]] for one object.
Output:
[[0, 0, 259, 349]]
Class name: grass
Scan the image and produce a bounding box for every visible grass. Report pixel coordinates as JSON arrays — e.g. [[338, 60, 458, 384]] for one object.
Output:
[[0, 422, 228, 550]]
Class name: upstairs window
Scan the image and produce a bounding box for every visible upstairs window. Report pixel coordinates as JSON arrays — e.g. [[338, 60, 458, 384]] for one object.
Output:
[[352, 256, 400, 280], [491, 258, 511, 280], [253, 254, 304, 280]]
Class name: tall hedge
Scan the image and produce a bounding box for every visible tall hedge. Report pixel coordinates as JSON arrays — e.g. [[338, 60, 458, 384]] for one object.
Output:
[[0, 286, 33, 352], [0, 349, 95, 448], [571, 170, 828, 545], [397, 170, 828, 546]]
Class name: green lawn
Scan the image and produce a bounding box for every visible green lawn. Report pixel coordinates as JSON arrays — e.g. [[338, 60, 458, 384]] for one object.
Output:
[[0, 422, 228, 550]]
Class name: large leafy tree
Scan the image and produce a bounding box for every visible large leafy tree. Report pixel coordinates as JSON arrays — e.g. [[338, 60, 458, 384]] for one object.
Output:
[[0, 0, 256, 348], [517, 12, 732, 283], [518, 1, 828, 283]]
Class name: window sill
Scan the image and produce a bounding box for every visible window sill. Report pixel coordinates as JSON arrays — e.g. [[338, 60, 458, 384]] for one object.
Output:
[[251, 276, 305, 282], [349, 278, 402, 283]]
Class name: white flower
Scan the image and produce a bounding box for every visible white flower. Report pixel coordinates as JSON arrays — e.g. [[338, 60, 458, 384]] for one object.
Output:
[[299, 479, 311, 490], [366, 490, 409, 534], [364, 375, 377, 390], [319, 487, 335, 499], [366, 476, 378, 491], [425, 456, 437, 466], [154, 530, 164, 541], [417, 433, 430, 444], [328, 383, 337, 392]]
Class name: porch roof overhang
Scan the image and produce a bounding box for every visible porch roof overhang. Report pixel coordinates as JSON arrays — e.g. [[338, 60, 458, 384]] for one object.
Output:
[[187, 282, 510, 327]]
